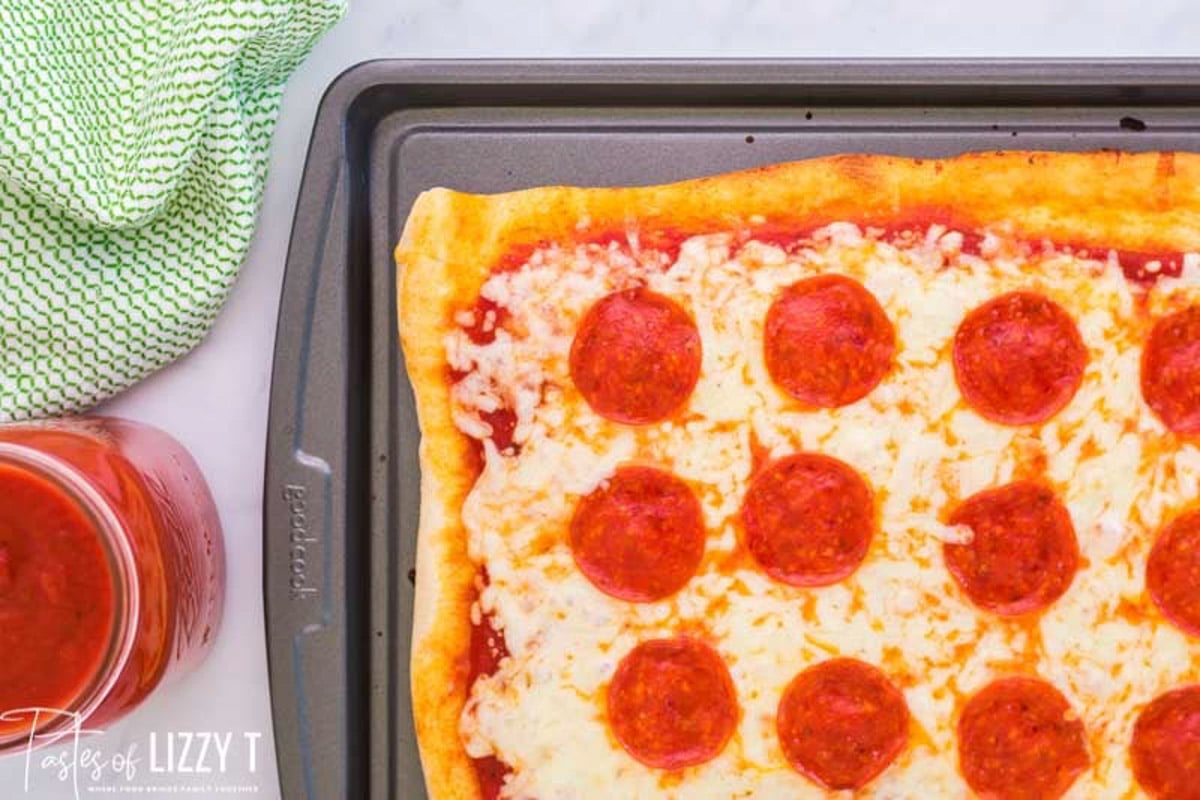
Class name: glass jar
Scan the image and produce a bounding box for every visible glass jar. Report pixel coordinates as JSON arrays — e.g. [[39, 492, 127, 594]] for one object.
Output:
[[0, 417, 225, 751]]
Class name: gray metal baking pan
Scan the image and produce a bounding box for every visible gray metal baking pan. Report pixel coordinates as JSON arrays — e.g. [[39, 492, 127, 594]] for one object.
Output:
[[264, 58, 1200, 800]]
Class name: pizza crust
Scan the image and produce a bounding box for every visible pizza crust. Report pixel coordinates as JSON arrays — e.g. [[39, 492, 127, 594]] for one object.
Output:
[[395, 150, 1200, 800]]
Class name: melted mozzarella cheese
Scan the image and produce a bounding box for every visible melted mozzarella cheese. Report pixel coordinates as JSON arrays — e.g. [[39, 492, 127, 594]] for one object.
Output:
[[445, 225, 1200, 799]]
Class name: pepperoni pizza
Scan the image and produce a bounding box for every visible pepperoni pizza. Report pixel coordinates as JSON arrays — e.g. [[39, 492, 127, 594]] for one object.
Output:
[[396, 151, 1200, 799]]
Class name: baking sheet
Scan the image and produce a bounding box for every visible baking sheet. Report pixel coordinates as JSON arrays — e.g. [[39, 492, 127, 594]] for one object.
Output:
[[264, 59, 1200, 800]]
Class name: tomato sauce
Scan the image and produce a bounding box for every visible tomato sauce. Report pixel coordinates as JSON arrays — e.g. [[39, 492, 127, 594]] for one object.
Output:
[[492, 226, 691, 275], [498, 212, 1182, 288], [0, 464, 115, 732], [0, 418, 224, 749], [450, 294, 522, 479], [729, 212, 1181, 286], [468, 575, 511, 800], [462, 297, 508, 346]]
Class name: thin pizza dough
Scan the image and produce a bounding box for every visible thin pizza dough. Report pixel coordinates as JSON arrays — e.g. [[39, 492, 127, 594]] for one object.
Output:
[[397, 151, 1200, 800]]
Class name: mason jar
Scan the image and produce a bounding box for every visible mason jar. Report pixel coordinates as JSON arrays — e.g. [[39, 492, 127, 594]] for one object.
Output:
[[0, 417, 225, 751]]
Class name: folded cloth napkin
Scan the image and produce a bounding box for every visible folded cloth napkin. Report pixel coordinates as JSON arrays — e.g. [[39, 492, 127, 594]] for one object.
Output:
[[0, 0, 345, 419]]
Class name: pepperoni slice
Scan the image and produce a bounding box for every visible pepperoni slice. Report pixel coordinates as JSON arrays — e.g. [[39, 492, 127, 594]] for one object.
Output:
[[570, 288, 702, 425], [957, 677, 1089, 800], [1147, 509, 1200, 637], [953, 291, 1086, 425], [569, 466, 706, 602], [764, 274, 895, 408], [944, 481, 1079, 616], [740, 453, 874, 587], [1142, 306, 1200, 435], [776, 658, 909, 790], [606, 637, 738, 769], [1132, 685, 1200, 800]]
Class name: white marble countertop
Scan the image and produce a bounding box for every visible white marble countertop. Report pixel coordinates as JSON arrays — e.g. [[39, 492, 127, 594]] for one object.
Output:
[[3, 0, 1198, 797]]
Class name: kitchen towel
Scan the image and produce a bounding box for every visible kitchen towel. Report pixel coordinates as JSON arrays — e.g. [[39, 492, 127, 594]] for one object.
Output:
[[0, 0, 346, 419]]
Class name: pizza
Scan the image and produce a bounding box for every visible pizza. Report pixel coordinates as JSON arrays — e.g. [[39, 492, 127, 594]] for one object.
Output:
[[395, 151, 1200, 800]]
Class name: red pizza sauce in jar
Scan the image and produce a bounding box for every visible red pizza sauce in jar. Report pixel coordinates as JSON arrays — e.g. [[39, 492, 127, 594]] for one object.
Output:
[[0, 417, 225, 750]]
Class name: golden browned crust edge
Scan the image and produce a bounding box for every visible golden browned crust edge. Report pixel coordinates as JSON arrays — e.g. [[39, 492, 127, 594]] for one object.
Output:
[[395, 150, 1200, 800]]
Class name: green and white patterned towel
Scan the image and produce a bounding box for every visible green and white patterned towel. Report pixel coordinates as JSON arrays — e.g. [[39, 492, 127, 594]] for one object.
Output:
[[0, 0, 345, 420]]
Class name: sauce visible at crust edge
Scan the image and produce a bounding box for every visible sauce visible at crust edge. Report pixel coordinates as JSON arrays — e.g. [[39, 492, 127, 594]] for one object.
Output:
[[468, 574, 512, 800], [490, 214, 1185, 284], [748, 213, 1183, 283]]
